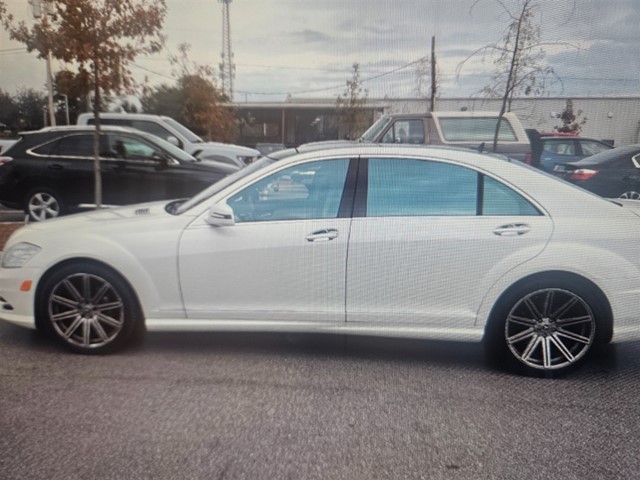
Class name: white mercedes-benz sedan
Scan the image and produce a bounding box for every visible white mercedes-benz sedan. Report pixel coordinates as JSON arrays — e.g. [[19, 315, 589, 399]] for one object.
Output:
[[1, 144, 639, 376]]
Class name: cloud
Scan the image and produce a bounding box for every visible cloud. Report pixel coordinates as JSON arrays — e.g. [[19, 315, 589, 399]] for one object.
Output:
[[1, 0, 639, 101]]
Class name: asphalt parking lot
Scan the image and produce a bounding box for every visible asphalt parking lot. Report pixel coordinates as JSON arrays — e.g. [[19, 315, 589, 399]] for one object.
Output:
[[1, 324, 640, 480]]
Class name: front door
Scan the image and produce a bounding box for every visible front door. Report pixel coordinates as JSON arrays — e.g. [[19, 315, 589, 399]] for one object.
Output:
[[178, 157, 354, 322]]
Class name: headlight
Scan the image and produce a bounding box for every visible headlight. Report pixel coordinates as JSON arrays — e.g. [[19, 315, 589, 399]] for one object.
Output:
[[2, 242, 41, 268]]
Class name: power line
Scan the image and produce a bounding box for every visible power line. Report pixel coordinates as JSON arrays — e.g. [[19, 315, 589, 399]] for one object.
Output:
[[235, 56, 429, 96]]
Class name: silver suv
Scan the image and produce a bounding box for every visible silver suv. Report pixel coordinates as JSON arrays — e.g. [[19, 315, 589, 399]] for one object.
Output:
[[77, 113, 259, 168]]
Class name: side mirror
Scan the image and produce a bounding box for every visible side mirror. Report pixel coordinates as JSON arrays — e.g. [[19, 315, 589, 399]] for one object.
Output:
[[205, 203, 235, 227], [166, 136, 181, 148]]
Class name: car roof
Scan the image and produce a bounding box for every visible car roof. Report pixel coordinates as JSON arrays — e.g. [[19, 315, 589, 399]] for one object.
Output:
[[540, 136, 609, 142], [562, 144, 640, 166], [77, 112, 171, 121], [21, 125, 149, 136], [269, 144, 522, 171]]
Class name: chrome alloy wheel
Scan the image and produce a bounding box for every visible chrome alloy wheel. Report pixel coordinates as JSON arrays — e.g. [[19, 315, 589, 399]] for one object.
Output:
[[619, 191, 640, 200], [48, 273, 125, 349], [505, 288, 595, 370], [28, 192, 61, 221]]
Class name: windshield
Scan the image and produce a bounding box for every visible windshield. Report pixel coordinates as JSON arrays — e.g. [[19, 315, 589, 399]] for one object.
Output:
[[360, 115, 392, 142], [162, 117, 203, 144], [138, 131, 198, 162], [173, 156, 275, 214]]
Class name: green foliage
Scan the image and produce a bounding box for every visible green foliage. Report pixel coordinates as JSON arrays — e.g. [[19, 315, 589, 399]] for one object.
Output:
[[0, 0, 167, 208], [0, 90, 19, 132], [142, 44, 235, 142], [53, 69, 92, 124], [14, 89, 47, 131]]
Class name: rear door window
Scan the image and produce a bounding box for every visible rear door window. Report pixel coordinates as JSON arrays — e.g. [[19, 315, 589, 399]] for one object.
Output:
[[579, 140, 611, 156], [366, 158, 540, 217], [543, 139, 576, 156], [380, 120, 425, 144], [437, 117, 518, 142], [55, 134, 95, 157]]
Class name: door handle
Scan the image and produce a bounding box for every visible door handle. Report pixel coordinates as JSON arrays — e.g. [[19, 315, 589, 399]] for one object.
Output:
[[493, 223, 531, 236], [305, 228, 339, 242], [48, 164, 64, 170]]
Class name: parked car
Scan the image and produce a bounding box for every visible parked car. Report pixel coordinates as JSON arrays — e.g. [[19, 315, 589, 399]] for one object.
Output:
[[255, 143, 286, 155], [534, 134, 614, 172], [2, 144, 640, 377], [0, 126, 236, 221], [306, 111, 532, 163], [77, 112, 260, 167], [553, 144, 640, 198], [0, 139, 17, 153]]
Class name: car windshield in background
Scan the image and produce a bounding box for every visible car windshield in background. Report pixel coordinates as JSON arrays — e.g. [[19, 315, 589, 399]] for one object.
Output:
[[438, 117, 518, 142], [360, 115, 392, 142], [173, 156, 276, 214], [139, 131, 197, 162], [162, 117, 203, 144]]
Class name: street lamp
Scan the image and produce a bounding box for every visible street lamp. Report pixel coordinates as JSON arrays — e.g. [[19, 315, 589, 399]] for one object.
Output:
[[29, 0, 56, 127], [58, 94, 70, 125]]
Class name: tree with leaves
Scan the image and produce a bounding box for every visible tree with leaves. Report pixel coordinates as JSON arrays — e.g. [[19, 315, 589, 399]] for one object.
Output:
[[335, 63, 370, 140], [555, 99, 587, 134], [0, 90, 19, 133], [53, 69, 91, 125], [142, 43, 235, 142], [457, 0, 559, 152], [0, 0, 167, 208], [16, 89, 48, 131]]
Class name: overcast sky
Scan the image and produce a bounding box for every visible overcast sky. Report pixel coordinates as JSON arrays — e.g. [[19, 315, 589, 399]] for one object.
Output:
[[1, 0, 639, 103]]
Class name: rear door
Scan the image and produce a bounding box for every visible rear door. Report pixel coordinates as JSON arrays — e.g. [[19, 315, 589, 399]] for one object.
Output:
[[346, 156, 553, 328]]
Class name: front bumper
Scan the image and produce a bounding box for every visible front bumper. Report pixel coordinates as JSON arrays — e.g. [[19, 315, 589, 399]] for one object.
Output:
[[0, 266, 40, 329]]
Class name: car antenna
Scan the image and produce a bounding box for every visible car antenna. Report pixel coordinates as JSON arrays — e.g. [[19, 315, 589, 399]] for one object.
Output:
[[477, 142, 485, 153]]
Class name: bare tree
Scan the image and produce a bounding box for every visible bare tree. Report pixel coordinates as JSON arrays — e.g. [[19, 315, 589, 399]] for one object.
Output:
[[456, 0, 560, 152], [335, 63, 370, 140], [0, 0, 167, 208]]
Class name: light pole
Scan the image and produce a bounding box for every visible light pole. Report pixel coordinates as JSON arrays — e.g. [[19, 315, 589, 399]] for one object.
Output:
[[59, 94, 69, 125], [29, 0, 56, 126]]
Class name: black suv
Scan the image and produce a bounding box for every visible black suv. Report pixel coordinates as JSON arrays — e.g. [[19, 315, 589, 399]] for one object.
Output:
[[0, 126, 237, 221]]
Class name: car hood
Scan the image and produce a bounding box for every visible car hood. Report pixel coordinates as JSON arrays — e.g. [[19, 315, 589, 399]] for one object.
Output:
[[193, 142, 259, 159], [8, 201, 173, 243]]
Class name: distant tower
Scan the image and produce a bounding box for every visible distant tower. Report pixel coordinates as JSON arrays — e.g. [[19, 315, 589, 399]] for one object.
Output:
[[219, 0, 235, 101]]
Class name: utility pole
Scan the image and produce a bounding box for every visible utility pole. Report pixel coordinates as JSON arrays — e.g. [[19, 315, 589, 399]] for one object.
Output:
[[29, 0, 56, 126], [219, 0, 235, 101], [430, 36, 437, 112]]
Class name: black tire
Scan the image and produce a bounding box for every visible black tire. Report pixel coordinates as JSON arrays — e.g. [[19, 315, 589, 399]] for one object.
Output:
[[619, 190, 640, 200], [485, 275, 611, 377], [36, 262, 143, 354], [24, 187, 65, 222]]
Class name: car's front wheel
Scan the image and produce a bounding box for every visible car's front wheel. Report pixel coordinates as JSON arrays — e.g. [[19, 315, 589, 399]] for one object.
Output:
[[486, 277, 609, 376], [25, 188, 64, 221], [37, 262, 143, 354]]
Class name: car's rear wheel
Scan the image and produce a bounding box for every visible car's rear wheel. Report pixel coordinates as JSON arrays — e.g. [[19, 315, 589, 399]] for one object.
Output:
[[25, 188, 64, 221], [486, 277, 608, 376], [619, 191, 640, 200], [37, 262, 143, 354]]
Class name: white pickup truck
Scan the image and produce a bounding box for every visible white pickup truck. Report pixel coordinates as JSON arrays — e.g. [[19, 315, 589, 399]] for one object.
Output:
[[77, 112, 260, 168]]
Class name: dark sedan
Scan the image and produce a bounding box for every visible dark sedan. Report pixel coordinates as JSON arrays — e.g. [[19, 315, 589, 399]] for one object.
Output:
[[0, 126, 238, 221], [553, 144, 640, 199]]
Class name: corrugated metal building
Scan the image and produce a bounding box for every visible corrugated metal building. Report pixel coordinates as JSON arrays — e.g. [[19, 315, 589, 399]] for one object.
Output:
[[233, 96, 640, 148]]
